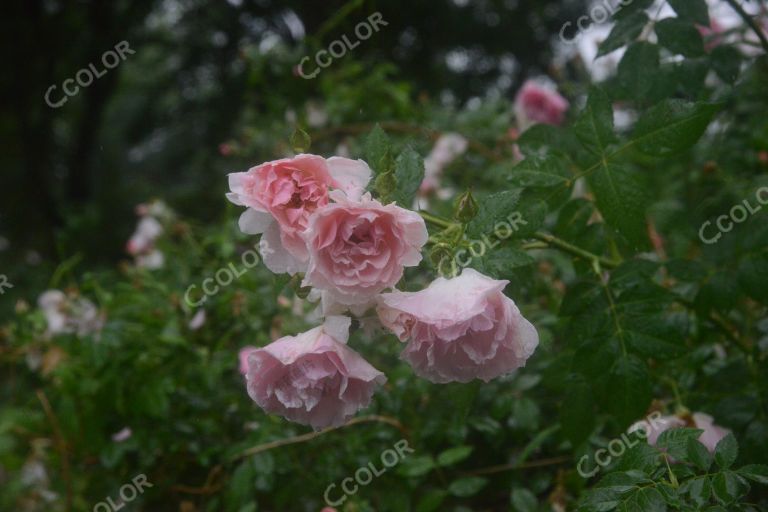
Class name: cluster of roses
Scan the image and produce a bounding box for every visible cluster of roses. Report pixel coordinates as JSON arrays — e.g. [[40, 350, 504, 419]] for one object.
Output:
[[227, 153, 539, 430]]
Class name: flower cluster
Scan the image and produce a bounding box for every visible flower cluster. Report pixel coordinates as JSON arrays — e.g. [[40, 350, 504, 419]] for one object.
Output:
[[227, 153, 539, 429]]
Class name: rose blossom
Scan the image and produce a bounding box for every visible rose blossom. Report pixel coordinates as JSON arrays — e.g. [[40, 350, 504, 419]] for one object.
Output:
[[238, 345, 258, 375], [514, 79, 569, 130], [629, 412, 731, 453], [302, 192, 428, 306], [244, 316, 386, 429], [227, 154, 372, 274], [377, 268, 539, 383]]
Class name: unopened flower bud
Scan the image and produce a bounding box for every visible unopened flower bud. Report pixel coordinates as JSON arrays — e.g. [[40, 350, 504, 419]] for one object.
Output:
[[454, 189, 479, 223]]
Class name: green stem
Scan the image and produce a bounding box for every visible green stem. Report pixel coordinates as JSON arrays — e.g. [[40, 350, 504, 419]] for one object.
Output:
[[418, 211, 455, 230], [532, 232, 621, 269], [724, 0, 768, 54]]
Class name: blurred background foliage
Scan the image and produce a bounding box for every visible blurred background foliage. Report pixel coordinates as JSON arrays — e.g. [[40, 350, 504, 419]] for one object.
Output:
[[1, 0, 768, 511]]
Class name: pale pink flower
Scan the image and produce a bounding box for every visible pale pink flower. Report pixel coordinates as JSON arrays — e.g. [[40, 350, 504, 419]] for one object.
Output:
[[111, 427, 132, 443], [629, 412, 731, 453], [239, 346, 259, 375], [188, 309, 206, 330], [227, 154, 372, 274], [38, 290, 104, 338], [302, 192, 428, 306], [514, 79, 569, 130], [244, 317, 386, 429], [697, 19, 724, 52], [420, 133, 468, 194], [126, 217, 163, 256], [377, 268, 539, 383]]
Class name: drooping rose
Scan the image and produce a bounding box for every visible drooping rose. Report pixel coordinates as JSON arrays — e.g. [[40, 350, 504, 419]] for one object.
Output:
[[377, 268, 539, 383], [514, 79, 569, 130], [227, 154, 372, 274], [628, 411, 731, 453], [244, 316, 386, 430], [302, 192, 428, 306]]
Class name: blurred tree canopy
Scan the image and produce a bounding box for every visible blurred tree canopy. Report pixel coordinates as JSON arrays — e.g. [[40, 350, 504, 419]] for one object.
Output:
[[1, 0, 585, 266]]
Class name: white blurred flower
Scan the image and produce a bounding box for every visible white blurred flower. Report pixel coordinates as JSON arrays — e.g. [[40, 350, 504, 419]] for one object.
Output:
[[188, 309, 206, 330], [420, 133, 468, 195], [37, 289, 104, 338]]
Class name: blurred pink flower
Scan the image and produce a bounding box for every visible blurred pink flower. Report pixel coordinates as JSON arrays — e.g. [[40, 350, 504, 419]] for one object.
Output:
[[514, 79, 569, 130], [697, 19, 724, 52], [377, 268, 539, 383], [302, 192, 427, 306], [629, 412, 731, 453], [244, 317, 386, 429], [420, 133, 468, 195], [111, 427, 132, 443]]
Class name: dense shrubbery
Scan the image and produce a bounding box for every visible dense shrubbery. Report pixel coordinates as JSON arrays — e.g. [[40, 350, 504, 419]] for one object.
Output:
[[2, 0, 768, 511]]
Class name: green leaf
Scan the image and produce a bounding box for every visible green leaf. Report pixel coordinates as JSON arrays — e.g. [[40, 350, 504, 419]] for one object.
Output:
[[687, 437, 712, 471], [398, 455, 436, 477], [681, 476, 712, 506], [667, 0, 710, 25], [614, 0, 654, 19], [448, 476, 487, 497], [511, 488, 538, 512], [466, 189, 521, 238], [657, 428, 705, 462], [655, 18, 705, 57], [710, 46, 743, 84], [436, 445, 473, 467], [561, 374, 595, 447], [507, 154, 571, 187], [597, 11, 650, 57], [575, 87, 617, 155], [714, 433, 738, 469], [606, 355, 652, 426], [737, 464, 768, 485], [415, 489, 448, 512], [474, 247, 535, 279], [587, 162, 648, 247], [712, 471, 747, 504], [631, 100, 720, 157], [617, 42, 660, 102], [365, 124, 391, 174], [392, 147, 424, 207]]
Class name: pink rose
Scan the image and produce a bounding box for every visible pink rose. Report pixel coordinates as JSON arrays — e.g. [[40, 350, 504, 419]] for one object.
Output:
[[239, 345, 259, 375], [377, 268, 539, 383], [244, 317, 386, 429], [302, 192, 428, 306], [227, 154, 372, 274], [629, 412, 731, 453], [514, 80, 569, 129]]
